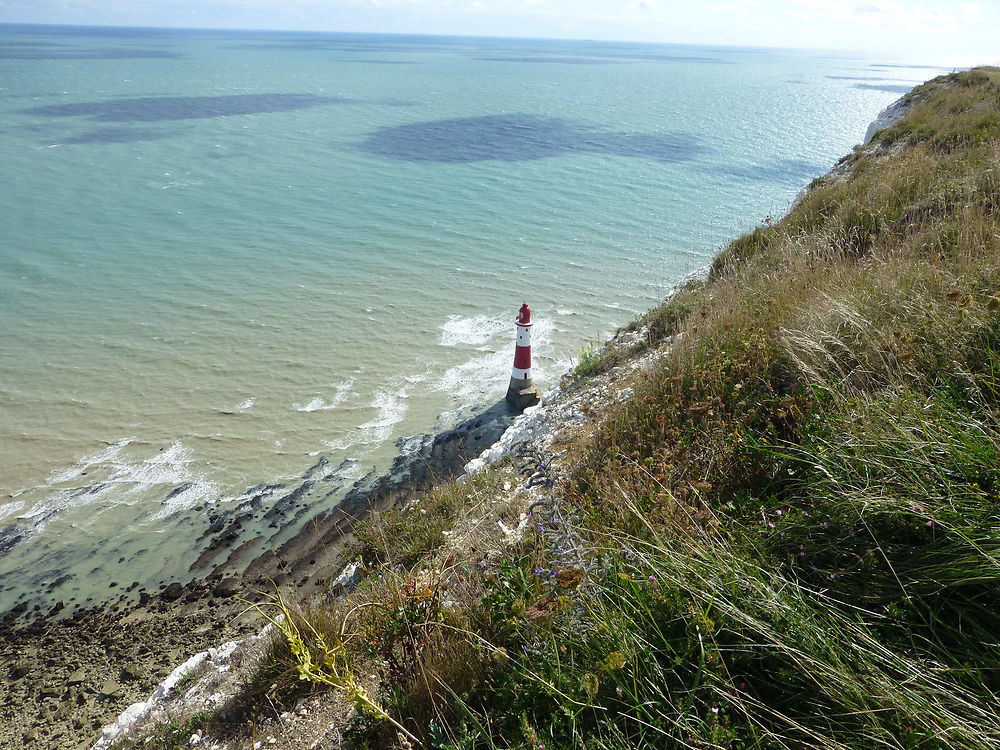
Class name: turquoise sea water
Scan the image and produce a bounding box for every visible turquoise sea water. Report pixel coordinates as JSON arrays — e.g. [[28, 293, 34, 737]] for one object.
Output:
[[0, 25, 953, 611]]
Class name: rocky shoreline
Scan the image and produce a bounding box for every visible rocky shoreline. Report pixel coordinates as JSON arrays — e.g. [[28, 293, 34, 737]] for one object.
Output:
[[97, 320, 664, 750], [0, 398, 520, 749], [3, 92, 918, 750]]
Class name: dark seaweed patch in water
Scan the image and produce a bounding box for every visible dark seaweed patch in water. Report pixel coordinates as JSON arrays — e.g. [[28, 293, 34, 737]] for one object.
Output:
[[62, 127, 174, 144], [854, 83, 914, 94], [0, 525, 23, 558], [0, 47, 179, 60], [360, 114, 703, 163], [869, 63, 948, 70], [588, 52, 728, 64], [221, 42, 426, 60], [827, 75, 917, 83], [376, 98, 421, 107], [24, 93, 344, 122], [1, 24, 184, 39], [230, 35, 470, 52], [0, 40, 63, 48], [717, 158, 823, 184], [479, 52, 730, 65], [478, 56, 625, 65]]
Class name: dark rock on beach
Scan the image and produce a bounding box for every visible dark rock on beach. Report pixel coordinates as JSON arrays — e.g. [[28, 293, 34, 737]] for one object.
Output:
[[211, 577, 240, 598], [158, 582, 184, 602], [237, 398, 519, 588], [0, 594, 260, 750], [0, 396, 520, 749]]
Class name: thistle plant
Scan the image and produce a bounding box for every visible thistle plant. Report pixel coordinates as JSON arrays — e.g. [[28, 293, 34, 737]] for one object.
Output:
[[248, 583, 421, 746]]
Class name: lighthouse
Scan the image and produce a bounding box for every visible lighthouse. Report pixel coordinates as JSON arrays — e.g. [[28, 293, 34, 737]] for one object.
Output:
[[505, 302, 540, 410]]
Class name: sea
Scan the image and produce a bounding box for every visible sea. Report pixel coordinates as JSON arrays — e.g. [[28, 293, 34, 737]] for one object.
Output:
[[0, 23, 956, 613]]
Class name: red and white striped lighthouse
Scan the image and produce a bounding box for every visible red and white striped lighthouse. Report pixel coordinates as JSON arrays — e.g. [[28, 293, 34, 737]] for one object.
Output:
[[506, 302, 540, 409]]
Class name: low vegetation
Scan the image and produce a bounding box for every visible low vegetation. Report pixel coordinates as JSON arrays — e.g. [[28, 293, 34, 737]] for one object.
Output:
[[109, 711, 214, 750], [235, 67, 1000, 749]]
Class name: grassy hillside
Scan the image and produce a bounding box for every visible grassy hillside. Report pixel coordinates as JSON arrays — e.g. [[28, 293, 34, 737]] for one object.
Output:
[[120, 67, 1000, 750]]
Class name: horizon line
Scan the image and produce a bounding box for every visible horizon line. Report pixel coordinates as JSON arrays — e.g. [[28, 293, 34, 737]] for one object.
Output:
[[0, 20, 880, 60]]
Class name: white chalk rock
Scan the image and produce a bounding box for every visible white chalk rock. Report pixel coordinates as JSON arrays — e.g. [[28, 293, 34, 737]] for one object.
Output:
[[332, 561, 362, 592], [864, 94, 911, 144]]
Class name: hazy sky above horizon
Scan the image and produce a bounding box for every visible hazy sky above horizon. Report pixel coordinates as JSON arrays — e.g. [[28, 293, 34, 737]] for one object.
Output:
[[0, 0, 994, 66]]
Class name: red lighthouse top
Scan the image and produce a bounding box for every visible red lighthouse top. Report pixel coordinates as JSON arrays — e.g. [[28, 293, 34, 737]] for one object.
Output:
[[516, 302, 531, 326]]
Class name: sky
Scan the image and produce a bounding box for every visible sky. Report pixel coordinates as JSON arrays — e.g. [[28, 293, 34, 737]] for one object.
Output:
[[0, 0, 995, 66]]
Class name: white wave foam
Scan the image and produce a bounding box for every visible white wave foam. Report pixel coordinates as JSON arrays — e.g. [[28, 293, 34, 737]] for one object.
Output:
[[47, 439, 131, 485], [0, 501, 25, 523], [438, 314, 508, 348], [553, 356, 574, 374], [110, 442, 192, 486], [434, 316, 558, 401], [295, 396, 327, 413], [359, 387, 408, 439], [324, 382, 409, 452], [96, 442, 216, 520], [322, 436, 357, 453], [326, 459, 363, 482], [293, 379, 355, 412], [238, 397, 255, 410], [151, 481, 217, 521], [435, 349, 509, 401], [160, 180, 203, 190], [20, 441, 218, 536]]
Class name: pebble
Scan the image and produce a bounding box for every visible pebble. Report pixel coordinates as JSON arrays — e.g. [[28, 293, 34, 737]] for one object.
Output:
[[99, 679, 122, 699], [3, 325, 665, 750], [120, 662, 145, 682]]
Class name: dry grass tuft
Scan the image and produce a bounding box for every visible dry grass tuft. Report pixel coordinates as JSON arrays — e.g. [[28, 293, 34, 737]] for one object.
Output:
[[236, 67, 1000, 750]]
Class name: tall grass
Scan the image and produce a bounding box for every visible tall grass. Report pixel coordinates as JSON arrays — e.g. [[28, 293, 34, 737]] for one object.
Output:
[[249, 67, 1000, 750]]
